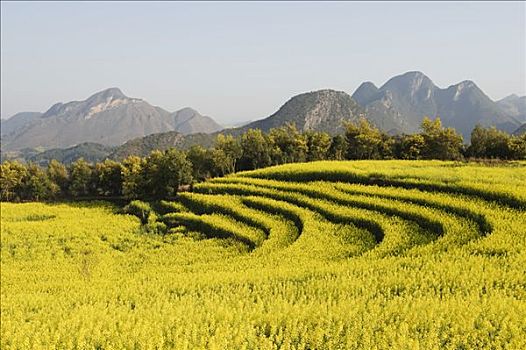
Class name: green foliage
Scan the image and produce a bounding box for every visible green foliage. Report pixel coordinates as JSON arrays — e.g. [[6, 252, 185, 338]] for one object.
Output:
[[94, 159, 123, 196], [212, 134, 242, 176], [304, 130, 332, 161], [186, 145, 214, 181], [121, 149, 192, 200], [508, 133, 526, 159], [121, 156, 145, 199], [328, 134, 348, 160], [238, 129, 273, 170], [47, 159, 69, 196], [1, 121, 524, 203], [469, 124, 526, 160], [141, 149, 192, 199], [268, 123, 308, 164], [420, 117, 464, 160], [394, 134, 426, 160], [0, 160, 27, 201], [19, 163, 59, 201], [68, 158, 95, 197], [345, 117, 389, 160]]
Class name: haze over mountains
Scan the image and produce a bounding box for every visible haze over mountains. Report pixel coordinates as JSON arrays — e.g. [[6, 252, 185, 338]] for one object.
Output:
[[1, 88, 222, 150], [1, 71, 525, 163], [352, 71, 522, 138]]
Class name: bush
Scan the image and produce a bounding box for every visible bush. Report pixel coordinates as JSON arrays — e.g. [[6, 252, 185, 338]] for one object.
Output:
[[123, 200, 152, 224]]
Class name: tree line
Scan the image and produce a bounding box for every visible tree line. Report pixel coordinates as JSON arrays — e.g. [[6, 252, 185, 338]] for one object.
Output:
[[1, 117, 525, 202]]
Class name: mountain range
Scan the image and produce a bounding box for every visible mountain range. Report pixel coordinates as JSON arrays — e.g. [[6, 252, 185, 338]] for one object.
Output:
[[1, 88, 222, 150], [352, 71, 522, 138], [1, 71, 525, 163]]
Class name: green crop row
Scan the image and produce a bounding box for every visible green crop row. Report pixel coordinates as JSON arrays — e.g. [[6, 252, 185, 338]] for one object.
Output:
[[197, 179, 481, 254], [162, 212, 265, 250], [236, 160, 526, 209]]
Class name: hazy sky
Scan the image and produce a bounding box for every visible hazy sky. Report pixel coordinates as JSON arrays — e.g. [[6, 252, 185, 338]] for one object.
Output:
[[1, 1, 525, 123]]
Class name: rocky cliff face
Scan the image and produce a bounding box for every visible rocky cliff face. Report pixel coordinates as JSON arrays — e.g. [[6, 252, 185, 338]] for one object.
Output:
[[238, 89, 365, 135]]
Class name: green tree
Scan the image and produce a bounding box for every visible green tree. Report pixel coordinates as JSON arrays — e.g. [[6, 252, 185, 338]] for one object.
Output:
[[140, 151, 165, 199], [140, 149, 192, 199], [211, 134, 242, 175], [121, 156, 145, 199], [47, 159, 69, 196], [95, 159, 124, 196], [239, 129, 272, 170], [379, 133, 395, 159], [394, 134, 426, 160], [0, 161, 28, 201], [328, 135, 348, 160], [268, 123, 307, 164], [69, 158, 95, 197], [345, 118, 384, 159], [19, 163, 59, 201], [186, 145, 214, 182], [305, 131, 332, 161], [508, 134, 526, 160], [468, 125, 512, 159], [211, 148, 232, 177], [420, 117, 464, 160], [160, 148, 192, 197]]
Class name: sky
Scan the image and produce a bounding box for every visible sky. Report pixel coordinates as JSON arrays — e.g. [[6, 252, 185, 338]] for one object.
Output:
[[1, 1, 525, 124]]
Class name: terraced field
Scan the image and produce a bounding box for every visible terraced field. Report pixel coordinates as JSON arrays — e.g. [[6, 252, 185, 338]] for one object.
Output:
[[2, 161, 526, 349], [156, 161, 521, 261]]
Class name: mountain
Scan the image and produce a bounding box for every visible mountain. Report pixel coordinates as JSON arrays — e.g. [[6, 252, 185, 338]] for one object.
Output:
[[1, 112, 43, 136], [513, 123, 526, 136], [352, 82, 380, 106], [109, 131, 214, 161], [236, 89, 365, 135], [1, 88, 222, 151], [171, 107, 222, 135], [108, 89, 365, 160], [28, 143, 114, 165], [0, 148, 43, 163], [352, 71, 521, 139], [497, 94, 526, 123]]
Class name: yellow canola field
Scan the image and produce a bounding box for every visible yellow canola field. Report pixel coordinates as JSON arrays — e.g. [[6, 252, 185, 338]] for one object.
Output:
[[2, 160, 526, 349]]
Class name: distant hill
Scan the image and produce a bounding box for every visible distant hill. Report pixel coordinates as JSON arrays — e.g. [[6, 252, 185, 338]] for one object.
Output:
[[497, 94, 526, 123], [3, 77, 523, 163], [513, 123, 526, 136], [1, 88, 222, 151], [0, 148, 43, 163], [105, 89, 365, 160], [109, 131, 215, 161], [171, 107, 222, 135], [352, 71, 521, 139], [29, 143, 114, 165], [235, 89, 365, 135], [1, 112, 43, 137]]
